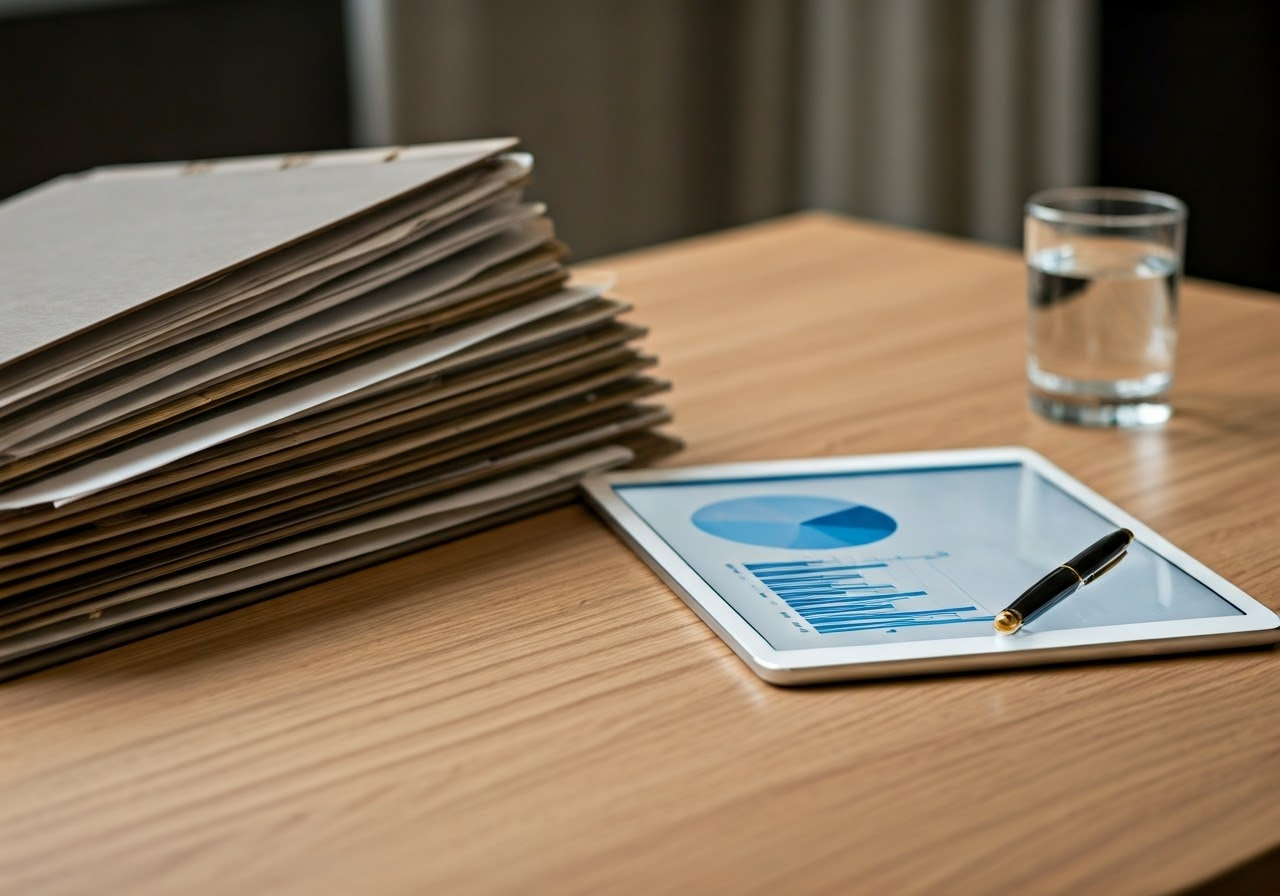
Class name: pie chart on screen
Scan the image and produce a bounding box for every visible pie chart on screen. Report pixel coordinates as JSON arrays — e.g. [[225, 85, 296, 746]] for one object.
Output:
[[691, 495, 897, 549]]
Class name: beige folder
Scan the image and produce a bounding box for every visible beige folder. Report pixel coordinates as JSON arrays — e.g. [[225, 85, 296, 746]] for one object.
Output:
[[0, 140, 680, 677], [0, 139, 517, 376]]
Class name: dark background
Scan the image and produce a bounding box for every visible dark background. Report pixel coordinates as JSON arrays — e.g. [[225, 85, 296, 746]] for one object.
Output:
[[1, 0, 1276, 291], [1098, 0, 1279, 291], [0, 0, 350, 198]]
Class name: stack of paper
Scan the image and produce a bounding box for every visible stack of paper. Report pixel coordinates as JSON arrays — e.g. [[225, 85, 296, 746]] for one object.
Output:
[[0, 139, 678, 677]]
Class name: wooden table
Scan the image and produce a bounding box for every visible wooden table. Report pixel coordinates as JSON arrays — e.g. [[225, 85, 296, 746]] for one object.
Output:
[[3, 214, 1278, 894]]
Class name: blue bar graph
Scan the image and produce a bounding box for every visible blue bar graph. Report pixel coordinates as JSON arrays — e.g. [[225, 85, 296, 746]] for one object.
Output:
[[744, 559, 994, 634]]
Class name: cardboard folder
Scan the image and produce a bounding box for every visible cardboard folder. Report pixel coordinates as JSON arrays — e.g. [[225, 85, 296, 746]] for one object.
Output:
[[0, 140, 679, 675]]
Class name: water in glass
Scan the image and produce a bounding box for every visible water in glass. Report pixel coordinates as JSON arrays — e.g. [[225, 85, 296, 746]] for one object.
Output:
[[1027, 237, 1178, 425]]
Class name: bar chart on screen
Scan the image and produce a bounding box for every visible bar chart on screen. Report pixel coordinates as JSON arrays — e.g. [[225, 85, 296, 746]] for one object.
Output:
[[734, 554, 996, 635]]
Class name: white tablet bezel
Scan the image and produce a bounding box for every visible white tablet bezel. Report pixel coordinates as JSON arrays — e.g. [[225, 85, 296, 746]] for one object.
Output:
[[581, 447, 1280, 684]]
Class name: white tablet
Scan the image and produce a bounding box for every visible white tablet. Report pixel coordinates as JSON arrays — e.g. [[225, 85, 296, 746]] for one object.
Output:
[[581, 447, 1280, 684]]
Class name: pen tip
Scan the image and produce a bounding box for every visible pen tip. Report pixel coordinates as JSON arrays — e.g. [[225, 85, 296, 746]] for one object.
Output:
[[1122, 528, 1134, 542], [993, 610, 1022, 634]]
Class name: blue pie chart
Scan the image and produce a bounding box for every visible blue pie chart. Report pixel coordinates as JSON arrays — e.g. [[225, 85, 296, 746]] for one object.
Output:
[[691, 495, 897, 549]]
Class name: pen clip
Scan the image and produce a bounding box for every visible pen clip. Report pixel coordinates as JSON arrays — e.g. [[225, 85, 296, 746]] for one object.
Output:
[[1083, 550, 1127, 584]]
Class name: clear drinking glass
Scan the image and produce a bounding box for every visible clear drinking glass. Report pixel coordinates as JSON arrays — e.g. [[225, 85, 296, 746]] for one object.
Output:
[[1024, 187, 1187, 426]]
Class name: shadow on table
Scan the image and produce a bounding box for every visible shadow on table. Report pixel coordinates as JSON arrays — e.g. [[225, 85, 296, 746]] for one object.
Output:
[[1178, 842, 1280, 895], [1173, 391, 1280, 437]]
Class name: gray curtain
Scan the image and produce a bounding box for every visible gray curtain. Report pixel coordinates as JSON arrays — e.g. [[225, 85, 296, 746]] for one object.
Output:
[[347, 0, 1096, 258]]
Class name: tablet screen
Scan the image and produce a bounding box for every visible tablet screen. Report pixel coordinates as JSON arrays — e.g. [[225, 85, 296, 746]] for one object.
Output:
[[615, 462, 1241, 650]]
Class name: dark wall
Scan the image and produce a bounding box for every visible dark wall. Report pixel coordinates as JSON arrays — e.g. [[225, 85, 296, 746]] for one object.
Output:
[[0, 0, 351, 200], [2, 1, 1277, 293], [1100, 0, 1280, 292]]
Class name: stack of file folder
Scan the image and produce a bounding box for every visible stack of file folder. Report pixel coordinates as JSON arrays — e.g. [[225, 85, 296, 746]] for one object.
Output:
[[0, 138, 678, 677]]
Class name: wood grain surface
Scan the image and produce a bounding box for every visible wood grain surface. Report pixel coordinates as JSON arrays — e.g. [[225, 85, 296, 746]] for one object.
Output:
[[3, 213, 1279, 895]]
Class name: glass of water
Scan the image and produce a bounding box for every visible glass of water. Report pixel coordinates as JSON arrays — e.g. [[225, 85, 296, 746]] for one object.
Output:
[[1024, 187, 1187, 426]]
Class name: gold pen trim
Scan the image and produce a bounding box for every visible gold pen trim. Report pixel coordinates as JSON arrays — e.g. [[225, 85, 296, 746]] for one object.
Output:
[[1059, 563, 1084, 583], [993, 609, 1023, 634]]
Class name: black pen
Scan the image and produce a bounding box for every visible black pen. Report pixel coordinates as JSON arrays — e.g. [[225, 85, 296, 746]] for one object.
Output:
[[993, 528, 1134, 634]]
